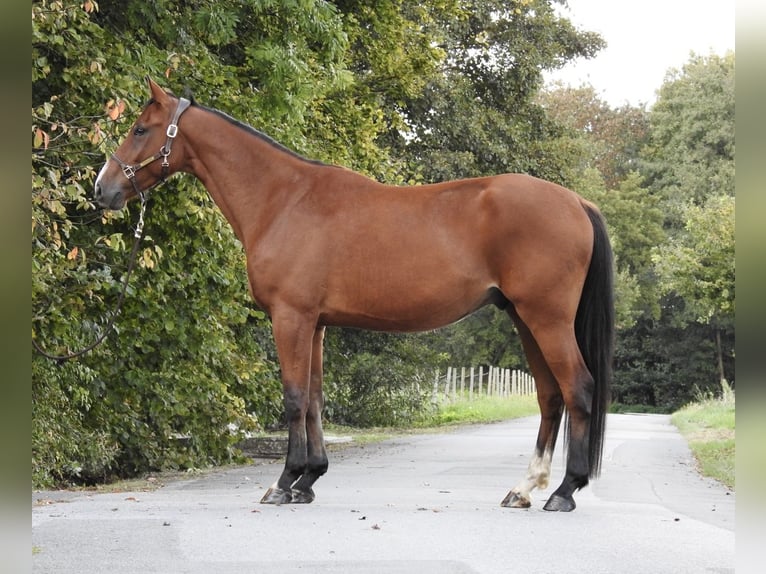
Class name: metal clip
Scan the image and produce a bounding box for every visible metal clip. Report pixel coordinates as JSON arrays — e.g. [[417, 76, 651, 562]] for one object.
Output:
[[160, 145, 170, 168], [135, 193, 147, 238], [166, 124, 178, 138], [122, 164, 136, 180]]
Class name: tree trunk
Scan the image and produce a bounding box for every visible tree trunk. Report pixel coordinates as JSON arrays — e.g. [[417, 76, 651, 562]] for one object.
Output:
[[715, 327, 726, 389]]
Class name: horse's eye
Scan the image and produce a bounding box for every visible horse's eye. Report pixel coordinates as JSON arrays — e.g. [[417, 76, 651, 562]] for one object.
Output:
[[133, 126, 146, 136]]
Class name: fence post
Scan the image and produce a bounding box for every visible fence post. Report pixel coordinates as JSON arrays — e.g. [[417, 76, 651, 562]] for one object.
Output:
[[469, 367, 475, 400], [487, 366, 493, 396]]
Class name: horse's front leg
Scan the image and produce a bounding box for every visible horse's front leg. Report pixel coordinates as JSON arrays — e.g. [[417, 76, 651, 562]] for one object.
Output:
[[260, 312, 318, 505], [290, 326, 328, 503]]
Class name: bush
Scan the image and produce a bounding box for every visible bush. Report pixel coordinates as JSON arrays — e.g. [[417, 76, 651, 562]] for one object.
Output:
[[32, 361, 119, 487], [323, 329, 439, 427]]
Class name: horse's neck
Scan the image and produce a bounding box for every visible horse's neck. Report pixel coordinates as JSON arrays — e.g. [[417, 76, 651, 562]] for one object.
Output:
[[183, 107, 311, 246]]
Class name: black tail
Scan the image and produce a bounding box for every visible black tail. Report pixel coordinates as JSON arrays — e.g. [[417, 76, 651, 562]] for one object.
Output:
[[575, 204, 615, 478]]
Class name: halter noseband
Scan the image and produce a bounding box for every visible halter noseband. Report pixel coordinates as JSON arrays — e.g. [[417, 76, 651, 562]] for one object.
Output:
[[111, 97, 191, 198]]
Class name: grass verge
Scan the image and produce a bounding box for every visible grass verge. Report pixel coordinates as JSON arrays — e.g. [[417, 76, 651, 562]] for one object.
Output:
[[671, 387, 735, 489], [422, 394, 539, 426]]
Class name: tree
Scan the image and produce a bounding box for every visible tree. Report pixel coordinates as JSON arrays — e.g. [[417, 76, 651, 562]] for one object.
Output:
[[652, 194, 735, 386], [645, 52, 735, 391], [612, 312, 732, 411], [538, 83, 650, 189], [400, 0, 605, 185], [642, 52, 735, 224]]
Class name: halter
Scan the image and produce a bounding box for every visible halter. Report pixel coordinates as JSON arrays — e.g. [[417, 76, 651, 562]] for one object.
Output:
[[111, 96, 191, 199]]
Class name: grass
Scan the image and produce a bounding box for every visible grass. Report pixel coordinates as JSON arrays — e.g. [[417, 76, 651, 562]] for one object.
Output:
[[671, 385, 735, 489], [423, 394, 540, 426]]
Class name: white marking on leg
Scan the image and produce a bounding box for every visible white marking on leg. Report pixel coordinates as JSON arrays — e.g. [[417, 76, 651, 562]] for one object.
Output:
[[508, 447, 554, 504], [529, 446, 553, 490]]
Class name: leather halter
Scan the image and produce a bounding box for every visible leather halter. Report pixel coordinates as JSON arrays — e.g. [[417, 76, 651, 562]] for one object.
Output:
[[111, 97, 191, 197]]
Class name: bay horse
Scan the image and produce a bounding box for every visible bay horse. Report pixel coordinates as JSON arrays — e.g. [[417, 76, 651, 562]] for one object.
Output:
[[95, 77, 614, 512]]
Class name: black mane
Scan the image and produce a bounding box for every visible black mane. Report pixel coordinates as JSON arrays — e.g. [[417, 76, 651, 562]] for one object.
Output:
[[194, 102, 327, 167]]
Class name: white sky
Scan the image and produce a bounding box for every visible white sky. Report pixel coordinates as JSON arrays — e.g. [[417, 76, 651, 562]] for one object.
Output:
[[544, 0, 736, 108]]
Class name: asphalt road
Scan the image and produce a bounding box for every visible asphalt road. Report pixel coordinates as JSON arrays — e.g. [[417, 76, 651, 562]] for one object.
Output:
[[32, 414, 735, 574]]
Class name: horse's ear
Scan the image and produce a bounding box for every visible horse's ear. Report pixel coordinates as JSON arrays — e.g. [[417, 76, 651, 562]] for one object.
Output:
[[146, 76, 170, 105]]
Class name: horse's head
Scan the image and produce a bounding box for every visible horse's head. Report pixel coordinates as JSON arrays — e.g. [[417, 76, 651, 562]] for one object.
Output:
[[94, 77, 191, 210]]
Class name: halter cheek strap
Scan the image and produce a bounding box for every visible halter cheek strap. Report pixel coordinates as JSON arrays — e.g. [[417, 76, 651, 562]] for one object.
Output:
[[112, 97, 192, 196]]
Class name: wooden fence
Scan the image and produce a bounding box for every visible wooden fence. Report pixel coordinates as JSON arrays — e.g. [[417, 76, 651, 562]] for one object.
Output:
[[432, 366, 536, 401]]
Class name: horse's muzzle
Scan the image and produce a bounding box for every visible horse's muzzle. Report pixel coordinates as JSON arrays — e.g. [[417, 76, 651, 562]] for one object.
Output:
[[94, 182, 126, 210]]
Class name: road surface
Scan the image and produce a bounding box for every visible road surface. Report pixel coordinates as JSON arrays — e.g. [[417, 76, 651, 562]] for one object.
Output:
[[32, 413, 735, 573]]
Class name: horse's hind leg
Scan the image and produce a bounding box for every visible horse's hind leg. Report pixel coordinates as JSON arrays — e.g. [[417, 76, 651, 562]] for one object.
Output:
[[501, 310, 565, 508], [518, 316, 595, 512]]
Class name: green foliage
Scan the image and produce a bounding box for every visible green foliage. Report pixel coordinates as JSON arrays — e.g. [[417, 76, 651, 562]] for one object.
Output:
[[432, 307, 526, 369], [613, 311, 734, 411], [575, 168, 664, 323], [32, 359, 119, 487], [653, 194, 735, 324], [643, 52, 735, 221], [643, 53, 735, 392], [538, 84, 650, 189], [400, 0, 605, 184]]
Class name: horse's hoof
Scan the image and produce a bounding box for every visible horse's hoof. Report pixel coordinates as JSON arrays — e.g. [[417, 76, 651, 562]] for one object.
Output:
[[290, 487, 315, 504], [500, 490, 531, 508], [543, 494, 576, 512], [260, 487, 292, 505]]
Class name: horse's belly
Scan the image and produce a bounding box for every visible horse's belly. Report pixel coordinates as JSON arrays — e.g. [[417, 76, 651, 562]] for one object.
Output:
[[320, 277, 499, 332]]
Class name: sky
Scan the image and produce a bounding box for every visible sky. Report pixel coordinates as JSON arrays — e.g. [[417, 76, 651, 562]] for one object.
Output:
[[544, 0, 736, 108]]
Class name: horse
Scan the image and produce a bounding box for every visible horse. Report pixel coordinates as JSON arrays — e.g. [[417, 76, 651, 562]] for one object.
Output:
[[95, 77, 614, 512]]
